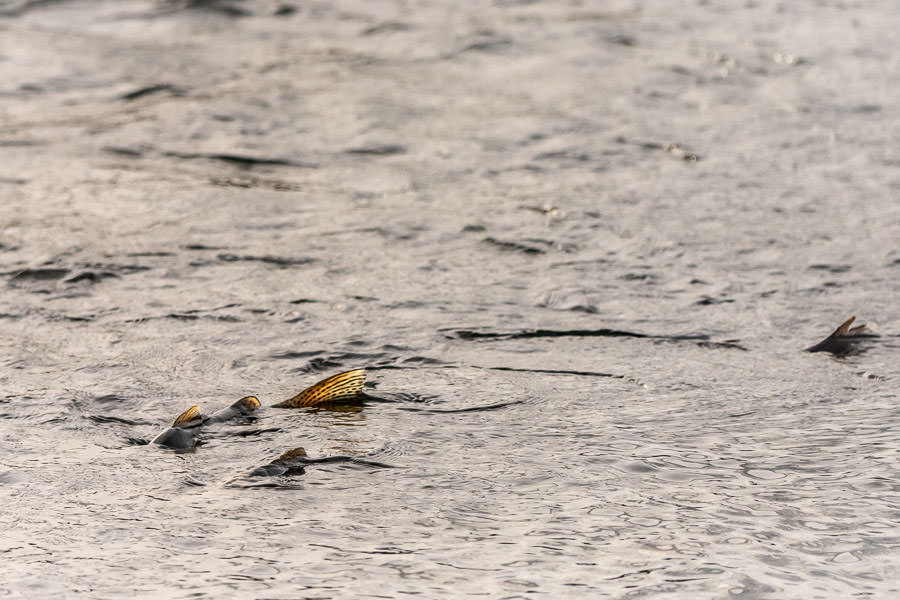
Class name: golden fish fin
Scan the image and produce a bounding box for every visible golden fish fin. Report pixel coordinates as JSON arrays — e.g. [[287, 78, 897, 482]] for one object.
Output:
[[237, 396, 261, 411], [172, 405, 201, 426], [275, 368, 367, 408], [277, 447, 307, 461], [830, 315, 856, 339]]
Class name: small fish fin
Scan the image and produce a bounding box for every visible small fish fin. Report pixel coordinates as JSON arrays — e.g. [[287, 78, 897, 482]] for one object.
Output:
[[172, 405, 201, 426], [277, 447, 307, 461], [847, 323, 868, 336], [830, 316, 856, 339], [274, 368, 367, 408], [236, 396, 261, 411]]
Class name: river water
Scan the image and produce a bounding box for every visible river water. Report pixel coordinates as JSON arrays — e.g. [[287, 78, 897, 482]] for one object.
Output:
[[1, 1, 898, 598]]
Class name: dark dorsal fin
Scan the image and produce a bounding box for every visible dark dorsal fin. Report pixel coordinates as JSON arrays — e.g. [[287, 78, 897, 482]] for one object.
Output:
[[273, 368, 367, 408], [277, 447, 308, 461], [172, 405, 201, 426]]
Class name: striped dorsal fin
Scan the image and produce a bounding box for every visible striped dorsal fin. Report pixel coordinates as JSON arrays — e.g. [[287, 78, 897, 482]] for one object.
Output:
[[172, 405, 201, 426], [273, 368, 367, 408]]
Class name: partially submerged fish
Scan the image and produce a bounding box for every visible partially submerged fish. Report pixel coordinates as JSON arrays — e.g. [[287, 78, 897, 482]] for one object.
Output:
[[150, 404, 203, 449], [806, 316, 877, 355], [246, 446, 393, 478], [151, 396, 260, 450], [206, 395, 262, 423], [150, 369, 368, 450]]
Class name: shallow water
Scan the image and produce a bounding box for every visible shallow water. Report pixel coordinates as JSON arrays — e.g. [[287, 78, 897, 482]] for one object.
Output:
[[1, 1, 899, 598]]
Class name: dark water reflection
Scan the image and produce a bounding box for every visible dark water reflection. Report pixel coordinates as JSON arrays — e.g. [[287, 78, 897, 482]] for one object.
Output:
[[2, 0, 899, 598]]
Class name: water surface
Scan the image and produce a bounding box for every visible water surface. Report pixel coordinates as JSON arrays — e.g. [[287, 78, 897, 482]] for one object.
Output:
[[1, 1, 898, 598]]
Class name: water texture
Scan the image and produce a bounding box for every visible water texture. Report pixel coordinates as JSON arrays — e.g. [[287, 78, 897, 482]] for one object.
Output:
[[1, 1, 898, 598]]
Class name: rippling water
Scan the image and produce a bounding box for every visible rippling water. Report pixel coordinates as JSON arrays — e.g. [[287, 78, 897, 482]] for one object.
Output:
[[1, 1, 899, 598]]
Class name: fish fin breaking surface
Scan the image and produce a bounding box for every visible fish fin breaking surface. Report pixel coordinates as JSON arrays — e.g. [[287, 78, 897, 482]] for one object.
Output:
[[806, 315, 875, 354], [832, 315, 856, 338], [237, 396, 261, 411], [277, 447, 308, 461], [172, 405, 201, 426], [274, 368, 367, 407]]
